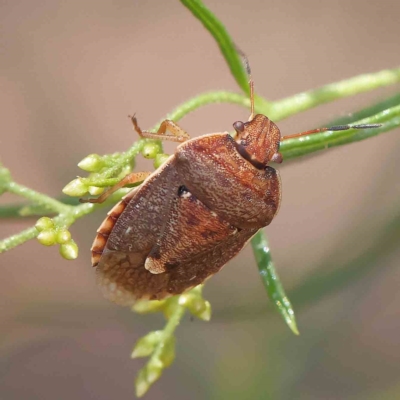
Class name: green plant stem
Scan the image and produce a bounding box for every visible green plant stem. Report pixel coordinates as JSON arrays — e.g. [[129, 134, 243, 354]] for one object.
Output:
[[135, 300, 186, 397], [100, 141, 144, 179], [328, 92, 400, 126], [0, 226, 38, 253], [0, 197, 81, 218], [152, 91, 250, 131], [281, 105, 400, 160], [0, 202, 94, 253], [156, 303, 185, 354], [7, 182, 70, 214], [271, 68, 400, 120], [152, 67, 400, 132]]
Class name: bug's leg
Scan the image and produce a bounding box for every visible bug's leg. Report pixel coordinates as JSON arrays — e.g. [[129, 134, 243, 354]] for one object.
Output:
[[79, 171, 151, 204], [130, 115, 190, 143]]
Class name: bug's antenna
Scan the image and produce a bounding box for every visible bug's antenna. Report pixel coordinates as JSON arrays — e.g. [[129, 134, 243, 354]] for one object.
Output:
[[236, 47, 255, 121], [281, 123, 382, 141]]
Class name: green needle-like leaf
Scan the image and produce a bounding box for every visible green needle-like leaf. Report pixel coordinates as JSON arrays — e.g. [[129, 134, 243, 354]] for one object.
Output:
[[180, 0, 248, 93], [280, 105, 400, 160], [179, 0, 272, 112], [251, 230, 299, 335], [327, 92, 400, 126]]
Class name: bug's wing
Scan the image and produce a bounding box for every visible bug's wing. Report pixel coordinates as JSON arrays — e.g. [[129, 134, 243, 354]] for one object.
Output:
[[96, 184, 257, 304], [93, 160, 179, 305], [164, 226, 258, 297], [92, 160, 178, 266], [97, 225, 257, 304], [144, 189, 239, 274]]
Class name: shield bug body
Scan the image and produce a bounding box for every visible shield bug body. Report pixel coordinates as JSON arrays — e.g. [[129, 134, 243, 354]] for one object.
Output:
[[82, 60, 380, 306]]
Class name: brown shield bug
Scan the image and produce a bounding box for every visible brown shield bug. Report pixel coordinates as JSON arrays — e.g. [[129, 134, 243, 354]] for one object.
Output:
[[81, 58, 380, 305]]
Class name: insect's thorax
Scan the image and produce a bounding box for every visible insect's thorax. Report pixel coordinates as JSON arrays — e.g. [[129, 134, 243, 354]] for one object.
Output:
[[175, 132, 281, 229]]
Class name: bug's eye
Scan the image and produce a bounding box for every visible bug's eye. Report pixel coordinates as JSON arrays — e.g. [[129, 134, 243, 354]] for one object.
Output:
[[233, 121, 245, 133], [178, 185, 189, 196]]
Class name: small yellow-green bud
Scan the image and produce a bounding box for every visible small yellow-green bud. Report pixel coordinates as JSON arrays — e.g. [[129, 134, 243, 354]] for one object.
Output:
[[35, 217, 55, 232], [37, 229, 57, 246], [135, 360, 164, 397], [60, 240, 78, 260], [153, 153, 170, 169], [62, 178, 88, 197], [196, 300, 211, 321], [88, 186, 104, 196], [134, 368, 150, 398], [135, 369, 149, 398], [131, 330, 163, 358], [179, 291, 211, 321], [146, 359, 163, 384], [132, 299, 167, 314], [141, 143, 160, 159], [56, 229, 71, 244], [78, 154, 104, 172]]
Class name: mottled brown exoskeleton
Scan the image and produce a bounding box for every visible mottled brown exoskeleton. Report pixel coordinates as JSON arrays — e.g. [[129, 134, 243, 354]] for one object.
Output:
[[81, 61, 380, 305]]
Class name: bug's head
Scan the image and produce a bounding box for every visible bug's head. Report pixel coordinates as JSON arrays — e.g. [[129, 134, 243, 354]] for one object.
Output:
[[233, 115, 283, 167], [233, 50, 282, 167]]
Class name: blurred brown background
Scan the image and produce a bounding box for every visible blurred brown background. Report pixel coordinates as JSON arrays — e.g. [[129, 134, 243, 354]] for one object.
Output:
[[1, 1, 399, 399]]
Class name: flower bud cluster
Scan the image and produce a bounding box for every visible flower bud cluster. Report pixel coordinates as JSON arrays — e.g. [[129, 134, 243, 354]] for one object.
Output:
[[35, 217, 78, 259]]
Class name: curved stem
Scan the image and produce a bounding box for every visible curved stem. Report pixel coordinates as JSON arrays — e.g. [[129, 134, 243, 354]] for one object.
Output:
[[7, 182, 70, 214], [152, 91, 251, 130], [0, 202, 95, 253], [0, 226, 38, 253], [281, 104, 400, 160], [271, 67, 400, 121], [157, 303, 185, 350]]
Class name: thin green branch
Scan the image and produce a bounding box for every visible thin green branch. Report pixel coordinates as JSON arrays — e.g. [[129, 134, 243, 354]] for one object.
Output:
[[0, 226, 38, 253], [152, 91, 250, 131], [280, 104, 400, 160], [327, 92, 400, 126], [133, 286, 210, 397], [271, 67, 400, 121], [0, 202, 94, 253], [99, 140, 144, 180], [6, 181, 70, 214], [0, 197, 82, 218], [149, 67, 400, 133], [134, 303, 186, 397]]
